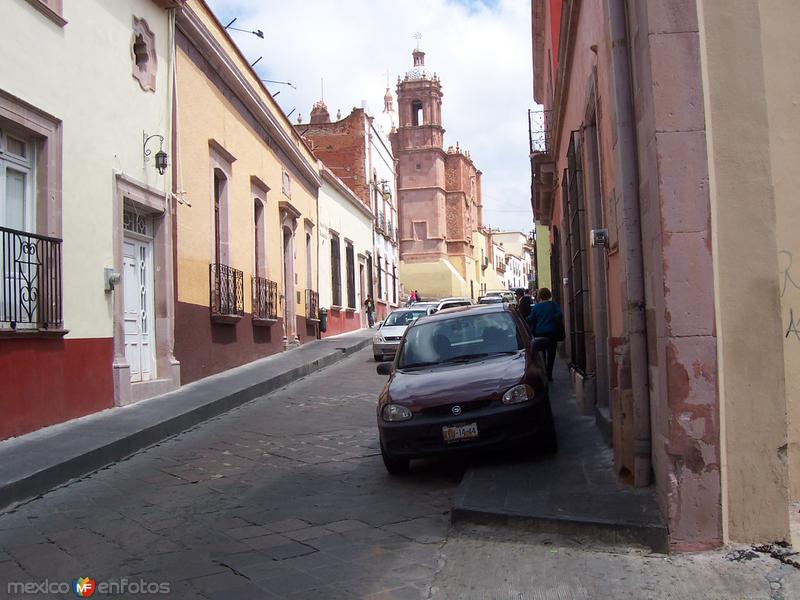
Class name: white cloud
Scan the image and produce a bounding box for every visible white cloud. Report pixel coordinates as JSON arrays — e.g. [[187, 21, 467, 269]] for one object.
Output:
[[206, 0, 534, 232]]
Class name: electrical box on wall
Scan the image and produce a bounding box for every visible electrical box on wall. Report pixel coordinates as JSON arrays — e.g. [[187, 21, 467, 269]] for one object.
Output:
[[590, 228, 609, 248]]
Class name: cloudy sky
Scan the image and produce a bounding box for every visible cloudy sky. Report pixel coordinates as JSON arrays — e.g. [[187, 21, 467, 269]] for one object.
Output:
[[206, 0, 534, 233]]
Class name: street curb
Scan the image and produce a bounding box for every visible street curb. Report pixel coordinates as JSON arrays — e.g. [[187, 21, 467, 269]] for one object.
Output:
[[0, 336, 371, 511], [450, 506, 669, 554]]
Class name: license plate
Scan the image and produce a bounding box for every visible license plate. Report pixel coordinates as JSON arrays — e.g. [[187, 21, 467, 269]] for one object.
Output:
[[442, 422, 479, 443]]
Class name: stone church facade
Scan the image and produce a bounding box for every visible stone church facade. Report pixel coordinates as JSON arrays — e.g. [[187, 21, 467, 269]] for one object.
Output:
[[390, 48, 485, 301]]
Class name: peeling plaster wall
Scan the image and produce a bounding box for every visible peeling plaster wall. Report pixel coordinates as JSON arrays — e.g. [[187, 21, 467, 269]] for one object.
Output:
[[627, 0, 722, 552], [698, 0, 790, 542]]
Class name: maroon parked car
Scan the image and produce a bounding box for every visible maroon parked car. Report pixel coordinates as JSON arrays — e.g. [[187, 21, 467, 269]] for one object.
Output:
[[376, 304, 556, 474]]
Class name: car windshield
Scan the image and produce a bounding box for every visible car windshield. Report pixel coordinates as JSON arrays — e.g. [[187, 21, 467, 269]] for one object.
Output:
[[383, 310, 427, 327], [440, 302, 470, 310], [398, 311, 523, 369], [478, 297, 502, 304]]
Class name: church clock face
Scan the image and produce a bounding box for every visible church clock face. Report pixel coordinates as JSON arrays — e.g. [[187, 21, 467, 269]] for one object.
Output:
[[408, 67, 424, 79]]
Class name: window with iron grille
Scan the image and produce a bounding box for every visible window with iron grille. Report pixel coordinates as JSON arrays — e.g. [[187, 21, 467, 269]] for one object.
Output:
[[330, 232, 341, 306], [345, 241, 356, 309], [563, 131, 589, 374]]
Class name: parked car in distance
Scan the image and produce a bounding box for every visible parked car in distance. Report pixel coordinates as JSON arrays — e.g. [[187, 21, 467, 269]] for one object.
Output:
[[477, 296, 503, 305], [485, 290, 516, 305], [432, 297, 473, 313], [372, 308, 429, 362], [375, 304, 556, 474], [408, 301, 439, 315]]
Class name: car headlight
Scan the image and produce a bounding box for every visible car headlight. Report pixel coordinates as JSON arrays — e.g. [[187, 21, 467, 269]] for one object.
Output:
[[382, 404, 413, 421], [502, 384, 534, 405], [374, 335, 385, 343]]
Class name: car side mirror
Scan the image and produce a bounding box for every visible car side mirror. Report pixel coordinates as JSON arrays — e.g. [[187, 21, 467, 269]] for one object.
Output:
[[531, 337, 550, 352], [376, 362, 393, 376]]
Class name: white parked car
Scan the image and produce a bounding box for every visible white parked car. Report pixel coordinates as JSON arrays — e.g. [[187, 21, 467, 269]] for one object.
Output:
[[431, 297, 473, 313], [372, 308, 430, 362]]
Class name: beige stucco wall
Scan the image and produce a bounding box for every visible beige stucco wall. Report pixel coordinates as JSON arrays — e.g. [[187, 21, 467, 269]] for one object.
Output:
[[399, 259, 468, 300], [535, 223, 551, 290], [175, 23, 317, 316], [2, 0, 172, 339], [759, 0, 800, 502], [698, 0, 791, 542]]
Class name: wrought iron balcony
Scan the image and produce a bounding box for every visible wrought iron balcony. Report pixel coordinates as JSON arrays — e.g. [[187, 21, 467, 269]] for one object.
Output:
[[210, 263, 244, 321], [1, 225, 63, 331], [251, 276, 278, 322], [306, 289, 319, 322], [528, 108, 552, 155]]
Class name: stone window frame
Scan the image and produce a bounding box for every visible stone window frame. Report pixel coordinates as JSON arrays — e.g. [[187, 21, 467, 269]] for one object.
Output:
[[0, 90, 64, 338], [132, 16, 158, 93], [209, 140, 236, 268], [24, 0, 67, 27], [112, 173, 180, 406], [251, 176, 269, 279]]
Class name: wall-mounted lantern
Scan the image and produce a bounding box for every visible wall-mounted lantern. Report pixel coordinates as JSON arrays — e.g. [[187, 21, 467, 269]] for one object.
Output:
[[143, 132, 168, 175]]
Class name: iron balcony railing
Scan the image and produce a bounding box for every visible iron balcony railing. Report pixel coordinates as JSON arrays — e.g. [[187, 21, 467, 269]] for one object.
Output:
[[376, 212, 386, 233], [306, 289, 319, 321], [210, 263, 244, 316], [251, 276, 278, 321], [528, 108, 552, 155], [1, 225, 62, 330]]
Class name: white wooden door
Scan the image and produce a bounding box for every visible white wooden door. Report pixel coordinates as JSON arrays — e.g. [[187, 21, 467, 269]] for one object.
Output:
[[123, 237, 154, 382]]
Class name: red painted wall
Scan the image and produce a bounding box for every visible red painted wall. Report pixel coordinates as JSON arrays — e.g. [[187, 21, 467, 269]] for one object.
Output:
[[322, 308, 362, 338], [550, 0, 563, 73], [0, 338, 114, 440]]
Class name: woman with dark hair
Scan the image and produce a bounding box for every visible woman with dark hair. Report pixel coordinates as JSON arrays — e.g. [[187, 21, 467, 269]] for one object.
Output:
[[526, 287, 563, 381]]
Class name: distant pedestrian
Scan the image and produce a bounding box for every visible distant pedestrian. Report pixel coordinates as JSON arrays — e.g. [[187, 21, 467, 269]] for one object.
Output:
[[414, 290, 423, 302], [410, 290, 418, 303], [526, 287, 564, 382], [364, 295, 375, 327], [515, 288, 533, 321]]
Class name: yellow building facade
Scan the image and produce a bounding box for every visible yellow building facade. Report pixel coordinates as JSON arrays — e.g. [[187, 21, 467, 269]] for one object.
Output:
[[173, 0, 320, 383]]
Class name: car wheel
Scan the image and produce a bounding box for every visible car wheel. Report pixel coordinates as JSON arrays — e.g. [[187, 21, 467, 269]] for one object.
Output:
[[374, 354, 382, 362], [381, 445, 410, 475]]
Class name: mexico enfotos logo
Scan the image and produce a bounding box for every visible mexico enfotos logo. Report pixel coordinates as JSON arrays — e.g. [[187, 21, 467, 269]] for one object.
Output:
[[6, 576, 171, 597]]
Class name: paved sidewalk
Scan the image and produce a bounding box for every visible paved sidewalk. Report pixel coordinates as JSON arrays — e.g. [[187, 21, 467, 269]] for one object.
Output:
[[452, 359, 668, 552], [0, 328, 373, 511]]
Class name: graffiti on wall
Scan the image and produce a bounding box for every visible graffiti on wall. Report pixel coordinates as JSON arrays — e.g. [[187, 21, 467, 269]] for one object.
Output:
[[780, 250, 800, 340]]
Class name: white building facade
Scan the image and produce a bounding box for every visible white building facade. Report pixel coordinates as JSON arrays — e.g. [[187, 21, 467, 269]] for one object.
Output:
[[0, 0, 181, 440], [317, 164, 374, 336]]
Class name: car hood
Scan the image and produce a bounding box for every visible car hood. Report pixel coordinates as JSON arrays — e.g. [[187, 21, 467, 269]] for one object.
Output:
[[388, 352, 526, 409], [377, 325, 407, 338]]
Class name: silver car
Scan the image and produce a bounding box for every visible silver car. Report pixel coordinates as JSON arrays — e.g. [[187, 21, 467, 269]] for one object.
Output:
[[373, 308, 429, 361]]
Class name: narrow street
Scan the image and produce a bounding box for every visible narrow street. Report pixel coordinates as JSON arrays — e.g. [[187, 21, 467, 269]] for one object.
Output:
[[2, 349, 800, 599], [0, 349, 460, 599]]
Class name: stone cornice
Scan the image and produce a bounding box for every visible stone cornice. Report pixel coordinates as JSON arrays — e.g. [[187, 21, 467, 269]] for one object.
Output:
[[176, 5, 321, 191]]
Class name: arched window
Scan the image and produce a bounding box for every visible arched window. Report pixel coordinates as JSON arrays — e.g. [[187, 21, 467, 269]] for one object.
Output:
[[411, 101, 423, 126]]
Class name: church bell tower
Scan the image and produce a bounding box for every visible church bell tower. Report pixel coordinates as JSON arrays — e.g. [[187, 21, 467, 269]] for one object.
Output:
[[390, 45, 448, 262]]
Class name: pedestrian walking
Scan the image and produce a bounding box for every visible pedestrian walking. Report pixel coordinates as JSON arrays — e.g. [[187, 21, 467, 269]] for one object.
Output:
[[410, 290, 418, 303], [414, 290, 423, 302], [526, 287, 564, 381], [364, 295, 375, 328], [515, 288, 533, 321]]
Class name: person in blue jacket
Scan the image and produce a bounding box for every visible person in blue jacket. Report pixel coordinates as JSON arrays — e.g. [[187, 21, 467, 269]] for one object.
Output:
[[526, 287, 563, 381]]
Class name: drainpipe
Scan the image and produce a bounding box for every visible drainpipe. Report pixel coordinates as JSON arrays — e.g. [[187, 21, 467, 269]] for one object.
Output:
[[606, 0, 652, 486]]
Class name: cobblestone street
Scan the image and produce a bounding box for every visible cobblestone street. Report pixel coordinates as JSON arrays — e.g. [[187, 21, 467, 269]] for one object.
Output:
[[2, 348, 800, 599], [0, 350, 461, 599]]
